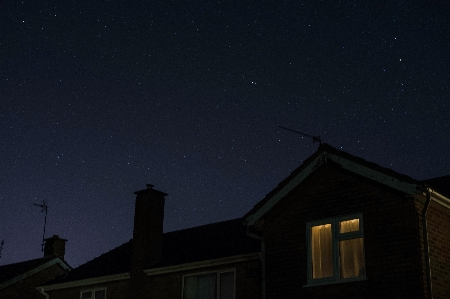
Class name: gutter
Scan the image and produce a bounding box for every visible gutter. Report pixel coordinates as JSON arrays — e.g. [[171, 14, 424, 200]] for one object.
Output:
[[422, 190, 433, 299]]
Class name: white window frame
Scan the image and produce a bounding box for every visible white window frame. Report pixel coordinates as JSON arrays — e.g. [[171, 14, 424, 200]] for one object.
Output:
[[80, 287, 107, 299], [181, 269, 236, 299], [306, 213, 366, 286]]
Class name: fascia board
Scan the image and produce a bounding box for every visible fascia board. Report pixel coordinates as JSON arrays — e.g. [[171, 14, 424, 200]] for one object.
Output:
[[246, 151, 422, 226], [39, 272, 130, 291], [246, 154, 326, 226], [327, 153, 422, 195], [0, 258, 70, 290], [144, 252, 260, 276], [39, 253, 260, 291], [429, 189, 450, 210]]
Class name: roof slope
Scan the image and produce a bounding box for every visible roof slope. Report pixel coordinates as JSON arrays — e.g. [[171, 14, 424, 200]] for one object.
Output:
[[0, 257, 54, 284], [55, 218, 259, 283], [0, 256, 70, 289]]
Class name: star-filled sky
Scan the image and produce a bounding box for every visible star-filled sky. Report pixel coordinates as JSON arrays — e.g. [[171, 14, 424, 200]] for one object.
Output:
[[1, 1, 449, 268]]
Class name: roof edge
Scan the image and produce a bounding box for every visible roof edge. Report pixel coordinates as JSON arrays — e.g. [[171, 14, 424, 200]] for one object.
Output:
[[39, 252, 260, 291], [0, 258, 70, 290], [428, 188, 450, 210], [245, 153, 326, 226], [245, 147, 423, 226], [38, 272, 130, 292], [145, 252, 260, 276]]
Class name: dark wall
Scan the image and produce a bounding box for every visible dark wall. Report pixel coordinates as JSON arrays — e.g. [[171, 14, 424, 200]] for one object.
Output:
[[427, 205, 450, 299], [262, 164, 423, 299]]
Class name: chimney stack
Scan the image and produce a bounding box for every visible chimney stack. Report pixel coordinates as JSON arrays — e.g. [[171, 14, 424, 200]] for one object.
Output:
[[131, 184, 167, 271], [44, 235, 67, 260], [130, 184, 167, 298]]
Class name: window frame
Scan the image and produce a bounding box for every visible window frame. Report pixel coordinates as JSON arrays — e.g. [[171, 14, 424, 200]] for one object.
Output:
[[306, 213, 365, 286], [80, 287, 107, 299], [181, 268, 236, 299]]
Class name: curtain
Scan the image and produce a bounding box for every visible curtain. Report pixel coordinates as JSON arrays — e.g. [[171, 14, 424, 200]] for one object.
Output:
[[220, 272, 235, 299], [339, 219, 364, 278], [339, 238, 364, 278], [95, 290, 106, 299], [311, 224, 333, 278], [184, 274, 216, 299], [339, 219, 359, 233]]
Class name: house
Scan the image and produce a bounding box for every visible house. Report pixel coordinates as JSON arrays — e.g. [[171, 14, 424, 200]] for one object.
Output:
[[244, 143, 450, 299], [0, 235, 71, 299], [39, 184, 261, 299], [39, 144, 449, 299]]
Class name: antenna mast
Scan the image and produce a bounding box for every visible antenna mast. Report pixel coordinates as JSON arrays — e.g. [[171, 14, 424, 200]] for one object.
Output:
[[0, 240, 4, 260], [278, 126, 321, 144], [33, 200, 48, 252]]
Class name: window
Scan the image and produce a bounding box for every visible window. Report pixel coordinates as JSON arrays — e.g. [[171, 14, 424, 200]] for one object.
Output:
[[183, 270, 235, 299], [306, 214, 365, 285], [80, 289, 106, 299]]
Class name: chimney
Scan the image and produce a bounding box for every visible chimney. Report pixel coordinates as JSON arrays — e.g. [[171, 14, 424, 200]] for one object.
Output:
[[44, 235, 67, 260], [130, 184, 167, 299], [131, 184, 167, 271]]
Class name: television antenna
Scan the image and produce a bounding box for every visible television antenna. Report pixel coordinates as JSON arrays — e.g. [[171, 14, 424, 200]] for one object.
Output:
[[0, 240, 4, 260], [278, 126, 321, 145], [33, 200, 48, 252]]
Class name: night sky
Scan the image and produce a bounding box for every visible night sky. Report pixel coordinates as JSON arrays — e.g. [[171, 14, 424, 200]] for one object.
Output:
[[1, 1, 449, 268]]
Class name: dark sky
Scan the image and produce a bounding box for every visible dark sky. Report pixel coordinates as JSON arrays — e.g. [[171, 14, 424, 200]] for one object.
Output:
[[1, 1, 449, 268]]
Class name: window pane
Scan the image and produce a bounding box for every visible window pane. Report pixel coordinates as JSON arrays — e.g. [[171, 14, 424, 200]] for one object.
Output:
[[184, 273, 217, 299], [81, 292, 92, 299], [339, 219, 359, 233], [339, 238, 364, 278], [95, 290, 105, 299], [220, 272, 234, 299], [311, 224, 333, 278]]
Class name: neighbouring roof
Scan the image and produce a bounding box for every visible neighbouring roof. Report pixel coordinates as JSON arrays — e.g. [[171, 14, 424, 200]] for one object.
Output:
[[0, 256, 70, 289], [423, 175, 450, 199], [244, 143, 426, 226], [52, 218, 260, 283]]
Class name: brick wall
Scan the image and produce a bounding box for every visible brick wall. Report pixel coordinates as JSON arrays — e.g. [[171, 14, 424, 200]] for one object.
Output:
[[415, 199, 450, 299], [262, 164, 423, 299], [428, 204, 450, 299]]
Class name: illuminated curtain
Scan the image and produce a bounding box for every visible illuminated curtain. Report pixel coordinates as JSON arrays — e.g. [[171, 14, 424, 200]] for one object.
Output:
[[339, 219, 359, 233], [339, 219, 364, 278], [339, 238, 364, 278], [311, 224, 333, 278]]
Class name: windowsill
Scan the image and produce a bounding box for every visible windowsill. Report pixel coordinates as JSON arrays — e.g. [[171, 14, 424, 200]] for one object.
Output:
[[303, 275, 367, 287]]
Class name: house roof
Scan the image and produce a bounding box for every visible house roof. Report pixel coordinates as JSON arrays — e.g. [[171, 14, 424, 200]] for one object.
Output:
[[0, 256, 70, 289], [50, 218, 260, 284], [244, 143, 427, 226], [423, 175, 450, 199]]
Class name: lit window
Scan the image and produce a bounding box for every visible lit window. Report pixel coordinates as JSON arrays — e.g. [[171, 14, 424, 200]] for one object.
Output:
[[306, 214, 365, 285], [183, 270, 235, 299], [80, 289, 106, 299]]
